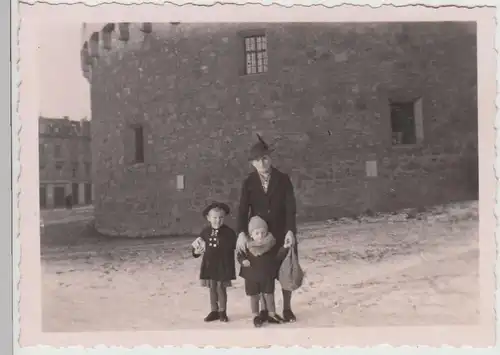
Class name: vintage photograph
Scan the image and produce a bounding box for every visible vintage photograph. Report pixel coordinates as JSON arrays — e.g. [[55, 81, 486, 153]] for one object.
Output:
[[38, 20, 481, 333]]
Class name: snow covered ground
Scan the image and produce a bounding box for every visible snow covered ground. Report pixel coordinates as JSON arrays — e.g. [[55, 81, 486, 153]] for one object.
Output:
[[41, 201, 479, 332]]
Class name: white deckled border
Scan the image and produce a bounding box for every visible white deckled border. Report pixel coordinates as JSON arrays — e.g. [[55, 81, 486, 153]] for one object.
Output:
[[12, 0, 500, 354]]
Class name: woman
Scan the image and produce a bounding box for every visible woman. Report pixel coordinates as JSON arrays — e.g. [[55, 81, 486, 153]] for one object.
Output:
[[236, 134, 299, 323]]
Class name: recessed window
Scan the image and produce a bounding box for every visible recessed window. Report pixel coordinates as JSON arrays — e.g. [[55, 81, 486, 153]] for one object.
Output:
[[54, 144, 62, 158], [390, 98, 423, 146], [72, 162, 78, 178], [55, 161, 64, 171], [84, 162, 91, 176], [132, 125, 145, 164], [244, 35, 268, 75]]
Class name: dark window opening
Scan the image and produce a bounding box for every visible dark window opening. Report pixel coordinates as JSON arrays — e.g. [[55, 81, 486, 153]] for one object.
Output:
[[133, 125, 145, 163], [39, 186, 47, 209], [390, 101, 417, 145], [84, 162, 91, 177], [72, 183, 79, 205], [244, 35, 268, 75], [72, 162, 78, 178], [84, 183, 92, 204], [54, 144, 62, 158]]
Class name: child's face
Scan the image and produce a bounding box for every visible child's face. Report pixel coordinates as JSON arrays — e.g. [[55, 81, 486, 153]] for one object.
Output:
[[250, 227, 267, 242], [207, 208, 225, 229]]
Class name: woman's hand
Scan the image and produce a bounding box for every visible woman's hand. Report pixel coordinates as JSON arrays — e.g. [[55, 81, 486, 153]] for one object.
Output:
[[242, 259, 250, 267], [236, 232, 249, 253], [284, 231, 295, 248]]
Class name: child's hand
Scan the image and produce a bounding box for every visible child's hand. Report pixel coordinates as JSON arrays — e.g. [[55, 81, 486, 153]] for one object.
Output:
[[192, 237, 205, 254], [242, 259, 250, 267]]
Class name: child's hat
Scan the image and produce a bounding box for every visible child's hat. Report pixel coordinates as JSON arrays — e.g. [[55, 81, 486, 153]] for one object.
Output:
[[203, 201, 230, 217], [248, 216, 268, 234]]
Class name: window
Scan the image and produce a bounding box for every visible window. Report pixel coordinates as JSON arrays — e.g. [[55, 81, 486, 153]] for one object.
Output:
[[132, 125, 145, 163], [244, 35, 268, 75], [389, 98, 423, 146], [54, 144, 62, 158], [72, 162, 78, 178], [39, 143, 45, 155], [84, 162, 91, 177], [55, 161, 64, 171]]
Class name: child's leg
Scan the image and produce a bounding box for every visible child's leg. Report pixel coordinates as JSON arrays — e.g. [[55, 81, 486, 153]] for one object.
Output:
[[204, 281, 221, 322], [209, 281, 219, 312], [260, 294, 268, 311], [263, 293, 277, 316], [250, 295, 260, 316], [216, 282, 227, 312]]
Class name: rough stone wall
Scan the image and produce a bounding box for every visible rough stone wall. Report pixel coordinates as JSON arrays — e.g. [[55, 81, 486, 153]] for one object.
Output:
[[86, 22, 478, 237]]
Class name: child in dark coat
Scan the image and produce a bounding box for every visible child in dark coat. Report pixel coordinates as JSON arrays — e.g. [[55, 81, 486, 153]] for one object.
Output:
[[191, 202, 237, 323], [237, 216, 289, 327]]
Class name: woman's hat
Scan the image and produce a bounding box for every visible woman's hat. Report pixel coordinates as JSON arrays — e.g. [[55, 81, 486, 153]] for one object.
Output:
[[203, 201, 231, 217], [248, 134, 274, 161]]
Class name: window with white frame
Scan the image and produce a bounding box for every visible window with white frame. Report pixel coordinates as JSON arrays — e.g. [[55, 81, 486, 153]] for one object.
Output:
[[244, 35, 268, 75]]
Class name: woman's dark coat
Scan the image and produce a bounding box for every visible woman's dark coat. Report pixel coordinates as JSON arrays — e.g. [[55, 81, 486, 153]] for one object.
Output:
[[237, 167, 297, 254], [193, 224, 237, 282]]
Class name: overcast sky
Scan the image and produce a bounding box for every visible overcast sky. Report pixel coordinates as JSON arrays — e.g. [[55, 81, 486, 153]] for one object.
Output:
[[38, 23, 91, 120]]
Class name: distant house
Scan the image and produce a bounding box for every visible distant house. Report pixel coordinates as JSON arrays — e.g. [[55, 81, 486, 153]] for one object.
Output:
[[39, 116, 93, 209], [81, 22, 478, 237]]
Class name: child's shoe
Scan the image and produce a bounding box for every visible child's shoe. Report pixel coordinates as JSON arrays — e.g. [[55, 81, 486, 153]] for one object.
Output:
[[253, 315, 264, 328], [267, 314, 284, 324], [283, 309, 297, 323], [219, 311, 229, 322], [204, 311, 220, 322]]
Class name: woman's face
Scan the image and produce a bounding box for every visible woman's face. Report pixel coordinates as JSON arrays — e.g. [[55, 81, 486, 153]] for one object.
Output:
[[251, 155, 272, 174]]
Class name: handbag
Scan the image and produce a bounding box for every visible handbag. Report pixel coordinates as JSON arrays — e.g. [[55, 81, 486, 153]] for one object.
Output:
[[278, 247, 304, 291]]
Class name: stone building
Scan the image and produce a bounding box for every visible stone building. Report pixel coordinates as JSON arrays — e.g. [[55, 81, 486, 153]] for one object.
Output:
[[39, 117, 93, 209], [81, 22, 478, 237]]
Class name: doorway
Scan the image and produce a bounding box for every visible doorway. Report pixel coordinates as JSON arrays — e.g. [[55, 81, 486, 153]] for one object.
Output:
[[53, 186, 66, 208]]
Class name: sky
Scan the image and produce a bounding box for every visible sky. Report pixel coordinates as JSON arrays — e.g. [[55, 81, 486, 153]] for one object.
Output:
[[38, 23, 91, 120]]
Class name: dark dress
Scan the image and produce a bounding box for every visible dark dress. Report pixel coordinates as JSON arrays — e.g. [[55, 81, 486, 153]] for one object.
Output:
[[237, 246, 289, 296], [237, 167, 298, 259], [192, 224, 237, 285]]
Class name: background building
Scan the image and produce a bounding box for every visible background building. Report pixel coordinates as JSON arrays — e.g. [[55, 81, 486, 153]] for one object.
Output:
[[39, 116, 93, 209], [81, 22, 478, 237]]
